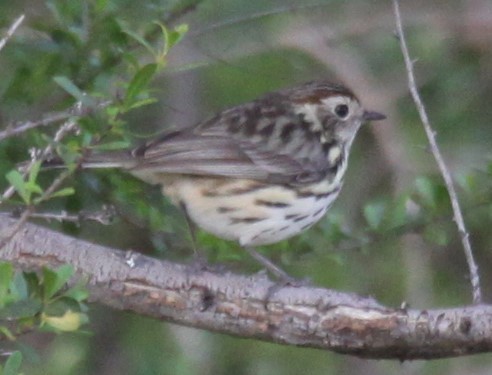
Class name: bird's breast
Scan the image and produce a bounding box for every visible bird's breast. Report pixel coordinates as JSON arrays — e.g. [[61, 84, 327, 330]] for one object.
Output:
[[162, 176, 343, 246]]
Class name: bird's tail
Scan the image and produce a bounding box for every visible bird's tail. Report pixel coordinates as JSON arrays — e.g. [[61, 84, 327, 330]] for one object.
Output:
[[75, 150, 136, 169], [30, 150, 137, 171]]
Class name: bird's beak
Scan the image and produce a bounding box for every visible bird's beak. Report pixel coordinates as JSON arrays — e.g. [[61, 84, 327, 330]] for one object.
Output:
[[363, 110, 386, 122]]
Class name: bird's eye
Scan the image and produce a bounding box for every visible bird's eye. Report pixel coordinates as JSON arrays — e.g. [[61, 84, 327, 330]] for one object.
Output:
[[334, 104, 349, 119]]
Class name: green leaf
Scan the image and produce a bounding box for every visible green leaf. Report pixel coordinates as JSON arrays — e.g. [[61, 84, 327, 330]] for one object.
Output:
[[124, 63, 157, 109], [22, 272, 40, 297], [5, 170, 30, 204], [95, 0, 109, 12], [48, 187, 75, 199], [11, 272, 28, 300], [0, 299, 43, 320], [2, 351, 22, 375], [0, 263, 13, 308], [25, 160, 43, 201], [167, 23, 188, 49], [424, 223, 449, 246], [363, 201, 386, 230], [63, 283, 89, 302], [27, 160, 41, 185], [5, 163, 44, 204], [45, 296, 81, 316], [24, 181, 43, 198], [415, 176, 452, 214], [456, 173, 477, 193], [157, 22, 170, 56], [42, 265, 74, 300], [415, 176, 437, 208], [122, 29, 155, 56], [385, 195, 410, 229], [42, 310, 87, 332], [0, 325, 15, 341], [53, 76, 94, 106], [127, 97, 158, 110], [155, 23, 188, 58], [105, 105, 120, 120]]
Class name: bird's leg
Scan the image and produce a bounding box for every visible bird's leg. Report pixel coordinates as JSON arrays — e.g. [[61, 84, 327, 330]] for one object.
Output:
[[180, 208, 228, 273], [243, 246, 293, 280], [180, 202, 207, 265], [244, 247, 311, 301]]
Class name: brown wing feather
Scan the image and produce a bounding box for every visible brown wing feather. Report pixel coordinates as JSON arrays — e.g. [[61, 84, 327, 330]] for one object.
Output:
[[130, 89, 330, 185], [130, 133, 309, 183]]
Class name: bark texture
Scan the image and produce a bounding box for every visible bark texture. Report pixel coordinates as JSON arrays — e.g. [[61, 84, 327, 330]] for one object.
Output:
[[1, 215, 491, 360]]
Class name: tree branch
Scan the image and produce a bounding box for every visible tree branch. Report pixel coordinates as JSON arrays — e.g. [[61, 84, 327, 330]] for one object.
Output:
[[0, 216, 491, 360]]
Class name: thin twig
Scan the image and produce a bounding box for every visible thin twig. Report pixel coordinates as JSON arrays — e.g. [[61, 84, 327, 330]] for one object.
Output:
[[189, 3, 328, 37], [0, 116, 79, 204], [0, 169, 76, 250], [0, 111, 76, 142], [0, 112, 81, 248], [0, 100, 111, 142], [392, 0, 481, 304], [0, 14, 25, 52], [24, 206, 116, 225], [0, 99, 112, 204]]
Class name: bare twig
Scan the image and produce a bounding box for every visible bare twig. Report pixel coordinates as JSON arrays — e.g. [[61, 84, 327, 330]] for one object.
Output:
[[0, 98, 113, 249], [0, 116, 79, 204], [0, 168, 75, 250], [0, 14, 25, 52], [189, 2, 329, 37], [0, 99, 111, 142], [0, 110, 81, 248], [392, 0, 481, 304], [0, 110, 77, 142], [23, 206, 116, 225]]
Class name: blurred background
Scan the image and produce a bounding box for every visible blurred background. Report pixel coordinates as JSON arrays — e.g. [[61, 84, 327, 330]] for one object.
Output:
[[1, 0, 492, 374]]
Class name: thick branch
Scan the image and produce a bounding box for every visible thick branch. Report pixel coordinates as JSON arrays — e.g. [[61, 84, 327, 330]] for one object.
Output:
[[0, 216, 491, 360]]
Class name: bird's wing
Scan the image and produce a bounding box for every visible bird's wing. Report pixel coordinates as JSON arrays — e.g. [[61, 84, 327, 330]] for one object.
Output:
[[131, 95, 331, 184]]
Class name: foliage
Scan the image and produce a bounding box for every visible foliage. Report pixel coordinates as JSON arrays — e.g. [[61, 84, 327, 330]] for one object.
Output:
[[0, 262, 88, 370], [0, 0, 189, 371], [0, 0, 491, 374]]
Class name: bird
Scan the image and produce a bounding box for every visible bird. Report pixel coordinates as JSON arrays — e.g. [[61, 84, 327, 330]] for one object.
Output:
[[71, 80, 385, 280]]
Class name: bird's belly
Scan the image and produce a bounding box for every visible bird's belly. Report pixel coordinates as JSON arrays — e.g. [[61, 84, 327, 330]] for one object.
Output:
[[165, 177, 341, 246]]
